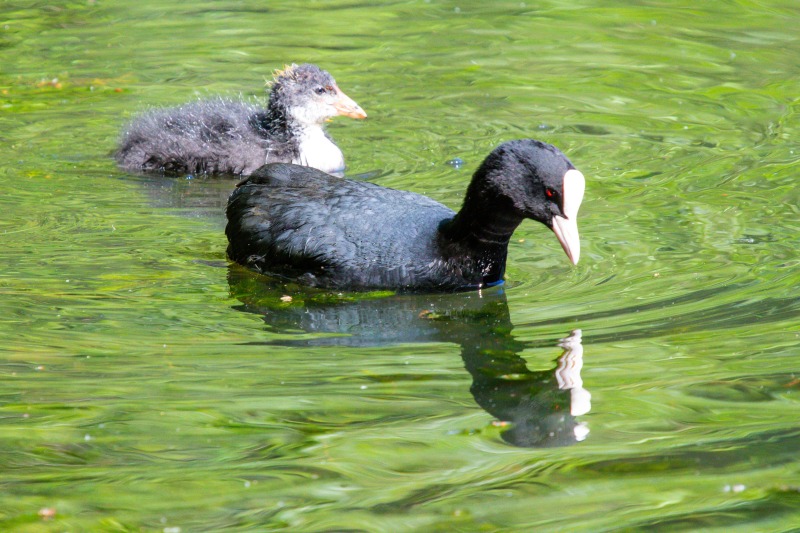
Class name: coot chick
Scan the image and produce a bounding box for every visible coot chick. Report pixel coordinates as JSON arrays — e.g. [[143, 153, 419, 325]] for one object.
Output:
[[226, 139, 585, 291], [116, 63, 366, 176]]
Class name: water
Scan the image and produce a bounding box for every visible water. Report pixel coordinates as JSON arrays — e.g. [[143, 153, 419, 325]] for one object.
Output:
[[2, 0, 799, 530]]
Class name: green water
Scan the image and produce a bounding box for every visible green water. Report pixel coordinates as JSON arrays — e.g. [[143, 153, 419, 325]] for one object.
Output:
[[2, 1, 799, 531]]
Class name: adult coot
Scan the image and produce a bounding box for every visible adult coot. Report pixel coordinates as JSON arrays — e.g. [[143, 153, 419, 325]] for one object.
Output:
[[226, 139, 585, 291], [115, 63, 366, 176]]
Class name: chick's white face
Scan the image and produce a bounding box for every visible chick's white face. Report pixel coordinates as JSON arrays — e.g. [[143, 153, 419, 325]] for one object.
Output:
[[289, 84, 342, 125], [284, 72, 366, 126]]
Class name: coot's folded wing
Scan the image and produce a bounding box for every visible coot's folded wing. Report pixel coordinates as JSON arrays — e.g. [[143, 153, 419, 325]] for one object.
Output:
[[226, 164, 452, 284]]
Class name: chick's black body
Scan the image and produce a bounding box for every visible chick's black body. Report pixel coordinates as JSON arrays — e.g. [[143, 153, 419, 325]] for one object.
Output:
[[116, 64, 365, 176], [226, 140, 584, 292], [116, 98, 291, 175]]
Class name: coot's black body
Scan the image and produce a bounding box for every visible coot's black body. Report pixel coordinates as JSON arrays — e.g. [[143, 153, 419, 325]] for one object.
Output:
[[226, 139, 585, 292], [116, 63, 366, 176]]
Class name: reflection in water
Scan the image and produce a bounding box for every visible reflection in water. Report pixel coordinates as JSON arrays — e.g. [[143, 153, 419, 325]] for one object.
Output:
[[126, 169, 385, 225], [228, 265, 591, 448], [126, 174, 234, 224], [469, 329, 590, 448]]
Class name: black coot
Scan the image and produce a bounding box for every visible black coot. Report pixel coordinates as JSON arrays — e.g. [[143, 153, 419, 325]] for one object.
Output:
[[116, 63, 366, 176], [226, 139, 585, 291]]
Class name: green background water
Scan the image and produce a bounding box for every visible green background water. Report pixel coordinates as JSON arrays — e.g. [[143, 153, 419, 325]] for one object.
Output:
[[2, 1, 799, 531]]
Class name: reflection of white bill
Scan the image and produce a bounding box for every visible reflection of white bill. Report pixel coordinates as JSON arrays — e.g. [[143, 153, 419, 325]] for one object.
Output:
[[555, 329, 591, 438]]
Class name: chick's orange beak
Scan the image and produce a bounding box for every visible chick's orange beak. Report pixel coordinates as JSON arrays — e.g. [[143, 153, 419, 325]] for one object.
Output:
[[333, 86, 367, 119]]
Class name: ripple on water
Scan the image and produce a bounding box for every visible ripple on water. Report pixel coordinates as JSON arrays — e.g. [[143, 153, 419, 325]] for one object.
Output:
[[3, 1, 800, 531]]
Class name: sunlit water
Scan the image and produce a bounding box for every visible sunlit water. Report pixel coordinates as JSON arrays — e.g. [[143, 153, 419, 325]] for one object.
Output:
[[1, 1, 799, 531]]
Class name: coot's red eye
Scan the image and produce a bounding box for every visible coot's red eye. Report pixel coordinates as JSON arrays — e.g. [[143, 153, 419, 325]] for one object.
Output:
[[545, 188, 555, 198]]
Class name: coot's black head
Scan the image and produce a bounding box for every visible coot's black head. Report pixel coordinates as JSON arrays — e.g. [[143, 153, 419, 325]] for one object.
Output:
[[268, 63, 367, 126], [467, 139, 586, 264]]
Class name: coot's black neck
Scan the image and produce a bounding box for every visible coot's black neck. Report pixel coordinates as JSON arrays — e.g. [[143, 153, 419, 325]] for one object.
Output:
[[439, 198, 524, 287]]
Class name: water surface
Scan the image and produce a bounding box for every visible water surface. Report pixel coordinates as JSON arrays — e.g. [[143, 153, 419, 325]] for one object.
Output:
[[1, 1, 799, 531]]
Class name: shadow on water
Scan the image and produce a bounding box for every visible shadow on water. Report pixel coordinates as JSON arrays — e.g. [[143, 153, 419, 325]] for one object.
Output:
[[227, 265, 591, 448]]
